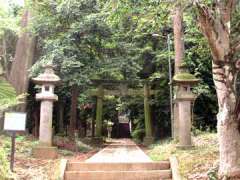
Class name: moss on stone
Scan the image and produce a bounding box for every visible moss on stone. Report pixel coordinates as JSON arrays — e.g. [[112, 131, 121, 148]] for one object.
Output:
[[173, 73, 198, 82]]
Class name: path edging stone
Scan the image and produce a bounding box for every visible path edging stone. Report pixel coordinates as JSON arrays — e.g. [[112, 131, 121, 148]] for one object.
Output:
[[169, 156, 181, 180], [59, 159, 68, 180]]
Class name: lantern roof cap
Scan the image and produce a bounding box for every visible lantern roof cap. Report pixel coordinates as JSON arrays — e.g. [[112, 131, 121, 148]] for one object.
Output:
[[32, 64, 60, 85], [173, 72, 200, 85]]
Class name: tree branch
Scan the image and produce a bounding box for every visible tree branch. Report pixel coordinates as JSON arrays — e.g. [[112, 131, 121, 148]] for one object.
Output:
[[194, 0, 233, 63], [195, 2, 220, 59], [231, 42, 240, 54], [235, 59, 240, 69], [226, 0, 237, 13]]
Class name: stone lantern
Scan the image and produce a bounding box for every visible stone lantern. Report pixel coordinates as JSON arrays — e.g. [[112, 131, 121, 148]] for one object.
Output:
[[32, 64, 60, 159], [173, 65, 199, 149]]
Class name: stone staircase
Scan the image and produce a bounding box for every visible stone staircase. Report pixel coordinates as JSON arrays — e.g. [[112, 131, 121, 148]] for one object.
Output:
[[64, 161, 172, 180]]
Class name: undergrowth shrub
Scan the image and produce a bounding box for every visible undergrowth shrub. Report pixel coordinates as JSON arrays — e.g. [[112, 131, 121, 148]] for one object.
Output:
[[207, 166, 218, 180], [131, 128, 145, 142], [0, 147, 10, 179]]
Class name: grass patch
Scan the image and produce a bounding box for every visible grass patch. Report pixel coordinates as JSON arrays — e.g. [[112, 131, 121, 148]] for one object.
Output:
[[58, 149, 75, 156], [148, 132, 218, 179], [0, 146, 10, 180], [0, 134, 13, 179], [76, 140, 93, 152]]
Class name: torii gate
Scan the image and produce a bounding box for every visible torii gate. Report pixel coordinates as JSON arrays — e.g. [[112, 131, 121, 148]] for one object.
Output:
[[89, 79, 156, 145]]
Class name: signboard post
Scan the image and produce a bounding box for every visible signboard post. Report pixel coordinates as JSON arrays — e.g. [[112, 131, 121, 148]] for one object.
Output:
[[4, 112, 26, 172], [10, 131, 16, 172]]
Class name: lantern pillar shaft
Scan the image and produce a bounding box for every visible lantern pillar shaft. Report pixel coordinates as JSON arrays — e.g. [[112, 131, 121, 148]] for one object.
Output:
[[178, 100, 192, 148], [39, 101, 53, 146]]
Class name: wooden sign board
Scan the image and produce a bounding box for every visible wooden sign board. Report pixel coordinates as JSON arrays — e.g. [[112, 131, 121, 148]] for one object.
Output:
[[4, 112, 26, 132], [119, 115, 129, 124]]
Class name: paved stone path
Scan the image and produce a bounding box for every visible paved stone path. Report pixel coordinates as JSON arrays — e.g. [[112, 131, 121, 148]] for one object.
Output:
[[86, 139, 152, 163]]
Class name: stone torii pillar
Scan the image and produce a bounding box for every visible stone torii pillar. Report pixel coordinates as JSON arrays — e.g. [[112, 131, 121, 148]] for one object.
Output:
[[32, 64, 60, 159], [95, 85, 104, 141], [173, 66, 199, 149], [143, 82, 154, 146]]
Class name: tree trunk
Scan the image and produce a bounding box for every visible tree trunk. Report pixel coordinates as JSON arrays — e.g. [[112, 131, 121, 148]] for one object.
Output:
[[213, 63, 240, 177], [2, 36, 8, 78], [58, 102, 64, 134], [78, 109, 85, 138], [32, 107, 39, 137], [69, 86, 79, 137], [173, 4, 184, 140], [195, 1, 240, 177], [8, 10, 36, 112], [218, 116, 240, 176]]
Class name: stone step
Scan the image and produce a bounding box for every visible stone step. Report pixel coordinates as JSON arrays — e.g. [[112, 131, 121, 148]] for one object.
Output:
[[67, 161, 170, 171], [64, 170, 172, 180]]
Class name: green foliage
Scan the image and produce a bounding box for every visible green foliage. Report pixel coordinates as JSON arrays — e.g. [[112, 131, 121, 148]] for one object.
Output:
[[0, 0, 21, 37], [0, 135, 11, 179], [0, 79, 22, 110], [28, 0, 219, 138], [0, 1, 22, 77], [99, 1, 173, 140], [131, 127, 145, 142], [100, 0, 217, 137], [126, 97, 145, 141], [0, 79, 16, 98], [30, 0, 114, 88]]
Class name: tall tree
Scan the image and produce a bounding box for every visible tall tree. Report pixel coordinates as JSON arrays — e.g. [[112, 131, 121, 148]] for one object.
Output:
[[9, 10, 36, 111], [195, 0, 240, 177], [69, 86, 79, 137]]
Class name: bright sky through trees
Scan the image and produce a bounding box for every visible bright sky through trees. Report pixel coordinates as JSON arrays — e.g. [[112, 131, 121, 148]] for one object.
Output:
[[1, 0, 24, 8]]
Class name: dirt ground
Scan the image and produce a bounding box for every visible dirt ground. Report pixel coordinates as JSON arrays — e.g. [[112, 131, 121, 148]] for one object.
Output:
[[0, 135, 100, 180]]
